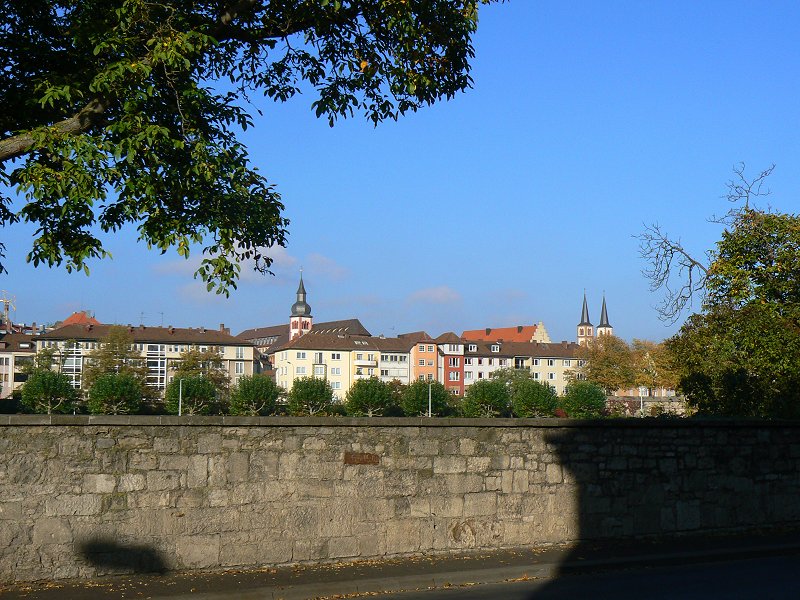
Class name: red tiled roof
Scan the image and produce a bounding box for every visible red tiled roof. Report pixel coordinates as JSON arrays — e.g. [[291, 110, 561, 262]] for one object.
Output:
[[461, 325, 538, 343], [58, 311, 101, 327]]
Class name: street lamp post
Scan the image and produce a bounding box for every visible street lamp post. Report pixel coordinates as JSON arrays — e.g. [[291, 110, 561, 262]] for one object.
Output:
[[428, 382, 432, 418], [178, 378, 183, 416]]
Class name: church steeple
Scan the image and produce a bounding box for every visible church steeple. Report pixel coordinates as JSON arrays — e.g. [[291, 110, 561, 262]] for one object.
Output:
[[289, 271, 313, 340], [577, 292, 594, 346], [596, 294, 613, 337]]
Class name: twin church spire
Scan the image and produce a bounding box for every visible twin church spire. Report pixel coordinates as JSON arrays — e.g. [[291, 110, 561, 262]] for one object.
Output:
[[577, 292, 612, 345]]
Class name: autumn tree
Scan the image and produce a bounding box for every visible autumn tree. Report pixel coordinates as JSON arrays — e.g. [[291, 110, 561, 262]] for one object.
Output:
[[81, 326, 148, 392], [576, 335, 636, 394], [1, 0, 499, 292], [170, 346, 229, 399], [631, 339, 678, 397]]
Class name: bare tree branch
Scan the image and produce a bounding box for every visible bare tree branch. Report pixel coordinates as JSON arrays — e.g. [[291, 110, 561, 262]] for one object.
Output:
[[636, 223, 709, 323]]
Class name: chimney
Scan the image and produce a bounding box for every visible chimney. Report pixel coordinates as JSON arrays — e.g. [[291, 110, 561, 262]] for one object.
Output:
[[485, 328, 491, 335], [517, 325, 523, 333], [219, 323, 230, 334], [168, 326, 175, 335], [200, 326, 206, 333], [32, 322, 37, 333]]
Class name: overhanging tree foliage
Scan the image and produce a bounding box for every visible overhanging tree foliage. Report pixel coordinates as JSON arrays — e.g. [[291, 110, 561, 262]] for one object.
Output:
[[1, 0, 498, 292], [642, 165, 800, 417]]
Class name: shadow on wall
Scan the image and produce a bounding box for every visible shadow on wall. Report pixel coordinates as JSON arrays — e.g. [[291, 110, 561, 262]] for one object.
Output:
[[78, 538, 168, 575], [525, 423, 800, 597]]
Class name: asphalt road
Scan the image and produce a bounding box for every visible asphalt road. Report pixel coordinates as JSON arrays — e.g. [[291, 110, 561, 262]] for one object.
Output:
[[378, 555, 800, 600]]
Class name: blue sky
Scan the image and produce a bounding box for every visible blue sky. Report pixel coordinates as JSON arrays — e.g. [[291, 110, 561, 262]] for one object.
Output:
[[2, 1, 799, 342]]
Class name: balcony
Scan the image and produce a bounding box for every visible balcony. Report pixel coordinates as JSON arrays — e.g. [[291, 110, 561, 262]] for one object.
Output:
[[353, 359, 377, 367]]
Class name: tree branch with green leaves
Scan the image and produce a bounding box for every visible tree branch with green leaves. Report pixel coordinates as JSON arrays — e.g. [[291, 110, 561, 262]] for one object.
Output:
[[0, 0, 500, 292]]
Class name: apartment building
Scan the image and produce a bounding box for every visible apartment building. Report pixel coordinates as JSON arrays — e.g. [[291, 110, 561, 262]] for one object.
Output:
[[36, 323, 255, 391], [0, 334, 36, 399]]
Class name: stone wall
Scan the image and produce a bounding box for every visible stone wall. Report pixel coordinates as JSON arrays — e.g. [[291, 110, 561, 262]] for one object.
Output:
[[1, 415, 799, 582]]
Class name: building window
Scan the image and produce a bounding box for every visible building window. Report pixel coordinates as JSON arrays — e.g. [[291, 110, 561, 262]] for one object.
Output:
[[427, 345, 434, 352], [235, 347, 244, 359], [297, 351, 306, 359], [331, 353, 341, 360], [464, 357, 472, 365], [419, 359, 425, 366], [563, 359, 571, 367], [356, 353, 363, 360], [491, 344, 499, 352], [548, 372, 556, 380], [427, 374, 434, 380], [465, 371, 473, 380], [478, 372, 484, 379], [477, 358, 483, 366], [419, 345, 426, 353], [427, 360, 434, 366], [579, 328, 584, 336], [331, 381, 341, 390], [488, 358, 494, 366], [448, 344, 459, 352], [468, 344, 477, 352], [314, 365, 325, 377], [547, 359, 555, 367], [499, 359, 507, 367], [296, 366, 306, 375], [330, 367, 341, 376], [448, 357, 460, 367], [368, 368, 375, 376], [235, 361, 244, 375], [419, 375, 425, 381], [533, 359, 540, 366], [578, 360, 586, 367], [314, 352, 324, 363], [448, 372, 460, 381], [381, 369, 389, 376], [533, 372, 540, 380]]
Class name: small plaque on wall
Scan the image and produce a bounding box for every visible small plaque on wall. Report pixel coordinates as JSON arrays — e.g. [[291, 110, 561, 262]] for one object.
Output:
[[343, 451, 380, 465]]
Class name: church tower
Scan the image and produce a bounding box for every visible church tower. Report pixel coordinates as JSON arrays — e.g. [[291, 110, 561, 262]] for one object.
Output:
[[596, 295, 613, 337], [289, 272, 313, 341], [577, 292, 594, 346]]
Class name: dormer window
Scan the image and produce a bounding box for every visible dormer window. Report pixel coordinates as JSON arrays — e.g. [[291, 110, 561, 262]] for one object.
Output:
[[468, 344, 477, 352], [491, 344, 500, 353]]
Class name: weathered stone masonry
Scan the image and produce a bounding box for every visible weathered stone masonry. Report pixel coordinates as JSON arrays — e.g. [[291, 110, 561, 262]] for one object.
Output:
[[1, 415, 799, 582]]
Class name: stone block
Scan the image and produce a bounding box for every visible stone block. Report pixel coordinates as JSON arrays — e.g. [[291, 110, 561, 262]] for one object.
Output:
[[187, 456, 208, 489], [153, 437, 180, 453], [45, 494, 101, 516], [146, 471, 181, 491], [292, 538, 329, 561], [83, 474, 116, 494], [197, 433, 222, 454], [159, 455, 189, 471], [433, 456, 466, 474], [431, 496, 463, 518], [175, 534, 220, 568], [32, 519, 73, 545], [464, 492, 496, 516], [227, 452, 250, 483], [328, 536, 360, 559], [118, 473, 146, 492]]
